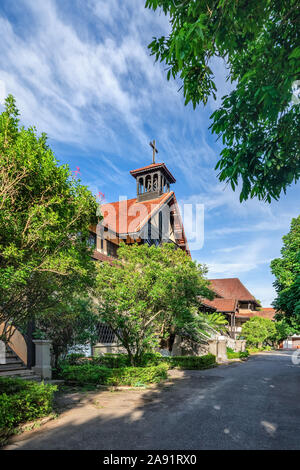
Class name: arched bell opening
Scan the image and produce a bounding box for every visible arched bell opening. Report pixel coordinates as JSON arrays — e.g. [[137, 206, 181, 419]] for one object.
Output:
[[145, 175, 152, 193]]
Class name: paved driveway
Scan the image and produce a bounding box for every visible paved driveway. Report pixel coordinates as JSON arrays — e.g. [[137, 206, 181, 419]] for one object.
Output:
[[5, 351, 300, 450]]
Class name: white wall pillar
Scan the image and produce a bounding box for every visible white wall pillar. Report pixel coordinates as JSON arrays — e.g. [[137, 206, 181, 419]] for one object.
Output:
[[0, 340, 5, 364], [216, 338, 228, 362], [33, 340, 52, 380]]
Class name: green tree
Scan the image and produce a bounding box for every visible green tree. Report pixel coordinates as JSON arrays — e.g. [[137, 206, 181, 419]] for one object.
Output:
[[94, 242, 216, 365], [0, 95, 99, 338], [273, 319, 298, 343], [33, 297, 99, 368], [270, 216, 300, 333], [241, 316, 276, 347], [146, 1, 300, 202]]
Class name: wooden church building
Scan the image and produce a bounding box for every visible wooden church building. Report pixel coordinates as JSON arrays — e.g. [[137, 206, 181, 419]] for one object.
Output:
[[89, 142, 190, 350], [89, 142, 190, 265]]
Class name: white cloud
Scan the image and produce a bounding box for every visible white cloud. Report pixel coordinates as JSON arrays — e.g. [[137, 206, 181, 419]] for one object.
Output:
[[246, 284, 276, 308], [0, 0, 298, 311], [197, 239, 273, 276], [0, 0, 176, 155]]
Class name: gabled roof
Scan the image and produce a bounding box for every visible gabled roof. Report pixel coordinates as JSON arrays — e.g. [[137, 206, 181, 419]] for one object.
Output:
[[209, 278, 257, 303], [101, 192, 174, 235], [130, 162, 176, 183], [100, 191, 190, 255]]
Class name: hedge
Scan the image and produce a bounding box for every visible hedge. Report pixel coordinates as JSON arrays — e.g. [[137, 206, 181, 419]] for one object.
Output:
[[61, 353, 131, 368], [163, 354, 216, 370], [106, 363, 169, 386], [248, 346, 272, 354], [59, 363, 169, 386], [227, 351, 249, 359], [0, 378, 57, 434], [62, 352, 216, 370]]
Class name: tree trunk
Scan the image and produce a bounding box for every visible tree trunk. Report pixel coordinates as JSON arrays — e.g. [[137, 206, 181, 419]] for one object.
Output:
[[167, 326, 176, 352]]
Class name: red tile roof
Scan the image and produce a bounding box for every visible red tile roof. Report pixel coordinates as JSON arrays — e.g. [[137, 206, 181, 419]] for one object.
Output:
[[235, 312, 255, 319], [130, 163, 176, 183], [235, 308, 276, 320], [101, 192, 173, 235], [209, 278, 257, 302], [100, 191, 190, 256], [257, 308, 276, 320], [202, 298, 237, 313]]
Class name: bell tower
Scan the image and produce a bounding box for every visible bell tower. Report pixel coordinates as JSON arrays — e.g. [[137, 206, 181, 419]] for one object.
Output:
[[130, 141, 176, 202]]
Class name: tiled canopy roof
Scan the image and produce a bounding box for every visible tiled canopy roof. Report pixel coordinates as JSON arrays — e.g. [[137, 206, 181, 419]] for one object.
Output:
[[101, 192, 174, 235], [256, 308, 276, 320], [130, 162, 176, 183], [209, 278, 257, 302], [235, 308, 276, 320], [202, 298, 237, 313]]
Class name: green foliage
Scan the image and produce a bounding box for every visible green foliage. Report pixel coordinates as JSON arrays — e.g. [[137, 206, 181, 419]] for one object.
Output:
[[248, 346, 272, 354], [227, 350, 249, 360], [163, 353, 216, 370], [241, 316, 276, 347], [0, 378, 57, 434], [274, 318, 300, 342], [105, 363, 169, 386], [62, 353, 87, 365], [58, 353, 216, 386], [94, 243, 214, 365], [61, 351, 216, 371], [146, 1, 300, 201], [271, 216, 300, 334], [35, 299, 99, 368], [62, 353, 131, 368], [0, 95, 99, 331], [58, 363, 169, 386], [175, 311, 228, 351], [59, 363, 111, 385]]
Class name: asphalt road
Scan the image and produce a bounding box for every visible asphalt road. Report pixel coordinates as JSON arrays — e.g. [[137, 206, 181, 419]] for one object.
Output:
[[5, 350, 300, 450]]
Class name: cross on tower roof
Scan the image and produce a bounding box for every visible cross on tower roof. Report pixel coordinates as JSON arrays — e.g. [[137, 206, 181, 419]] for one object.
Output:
[[149, 139, 158, 164]]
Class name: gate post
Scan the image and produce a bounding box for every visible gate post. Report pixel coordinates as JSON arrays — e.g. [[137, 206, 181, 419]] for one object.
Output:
[[33, 340, 52, 380]]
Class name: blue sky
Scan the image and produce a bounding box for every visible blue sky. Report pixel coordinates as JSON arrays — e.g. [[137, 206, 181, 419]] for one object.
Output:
[[0, 0, 299, 306]]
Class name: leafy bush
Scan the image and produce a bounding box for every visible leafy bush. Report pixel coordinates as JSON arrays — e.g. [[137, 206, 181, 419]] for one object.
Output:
[[248, 346, 272, 354], [137, 352, 165, 367], [164, 354, 216, 370], [106, 364, 169, 386], [63, 353, 86, 365], [59, 363, 169, 386], [61, 353, 132, 368], [242, 317, 276, 347], [0, 378, 57, 434], [92, 354, 131, 368], [59, 364, 111, 385], [122, 352, 216, 370], [227, 350, 249, 359]]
